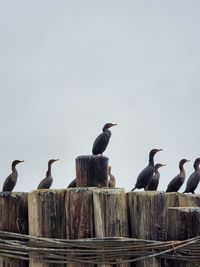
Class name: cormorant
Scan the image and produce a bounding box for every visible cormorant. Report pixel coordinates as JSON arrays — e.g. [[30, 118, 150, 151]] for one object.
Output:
[[37, 159, 59, 189], [145, 163, 166, 191], [92, 123, 117, 155], [108, 166, 116, 188], [131, 149, 162, 191], [183, 158, 200, 194], [67, 178, 76, 188], [2, 160, 24, 192], [166, 159, 189, 193]]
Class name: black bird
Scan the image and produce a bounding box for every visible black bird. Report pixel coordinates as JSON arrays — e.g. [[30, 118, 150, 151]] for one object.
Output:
[[37, 159, 59, 189], [183, 158, 200, 194], [145, 163, 166, 191], [92, 123, 117, 155], [108, 166, 116, 188], [67, 178, 76, 188], [2, 160, 24, 192], [166, 159, 189, 193], [131, 149, 162, 191]]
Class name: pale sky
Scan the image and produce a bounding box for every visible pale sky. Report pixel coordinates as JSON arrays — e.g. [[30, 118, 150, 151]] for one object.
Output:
[[0, 1, 200, 193]]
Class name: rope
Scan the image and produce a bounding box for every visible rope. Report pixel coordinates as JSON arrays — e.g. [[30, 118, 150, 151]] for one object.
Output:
[[0, 231, 200, 264]]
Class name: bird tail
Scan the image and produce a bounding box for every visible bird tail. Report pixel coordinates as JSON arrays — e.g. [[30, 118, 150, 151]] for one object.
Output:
[[131, 186, 136, 191]]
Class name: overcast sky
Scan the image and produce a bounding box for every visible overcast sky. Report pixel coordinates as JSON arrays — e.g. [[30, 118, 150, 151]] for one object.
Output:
[[0, 1, 200, 193]]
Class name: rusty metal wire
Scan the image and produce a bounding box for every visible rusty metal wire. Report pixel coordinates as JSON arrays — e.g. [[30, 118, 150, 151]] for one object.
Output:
[[0, 231, 200, 264]]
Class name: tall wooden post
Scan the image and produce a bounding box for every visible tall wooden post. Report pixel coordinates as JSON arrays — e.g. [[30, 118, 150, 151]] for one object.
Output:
[[93, 188, 129, 267], [167, 207, 200, 267], [76, 155, 109, 187], [0, 192, 28, 267], [65, 188, 95, 267], [28, 189, 66, 267], [127, 191, 167, 267]]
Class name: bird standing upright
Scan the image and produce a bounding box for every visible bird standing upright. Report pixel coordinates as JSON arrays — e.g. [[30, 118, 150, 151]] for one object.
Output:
[[131, 149, 162, 191], [183, 158, 200, 194], [166, 159, 189, 193], [92, 123, 117, 155], [146, 163, 166, 191], [37, 159, 59, 189], [108, 166, 116, 188], [2, 160, 24, 192]]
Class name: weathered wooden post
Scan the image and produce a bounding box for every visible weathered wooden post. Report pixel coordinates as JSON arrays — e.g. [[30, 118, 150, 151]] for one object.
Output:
[[28, 189, 66, 267], [167, 207, 200, 267], [127, 191, 167, 267], [65, 188, 95, 267], [0, 192, 28, 267], [166, 192, 200, 207], [76, 155, 109, 187], [93, 188, 129, 267]]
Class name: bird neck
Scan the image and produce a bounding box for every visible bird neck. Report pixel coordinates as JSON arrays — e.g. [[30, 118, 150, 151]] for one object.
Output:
[[154, 168, 160, 175], [179, 164, 185, 176], [149, 154, 155, 165], [194, 164, 200, 171], [103, 128, 111, 135], [46, 164, 52, 177], [12, 164, 18, 173]]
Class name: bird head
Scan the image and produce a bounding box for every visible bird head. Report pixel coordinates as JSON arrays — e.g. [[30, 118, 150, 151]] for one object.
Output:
[[150, 148, 163, 157], [155, 163, 166, 170], [103, 123, 117, 131], [179, 159, 190, 167], [48, 159, 59, 166]]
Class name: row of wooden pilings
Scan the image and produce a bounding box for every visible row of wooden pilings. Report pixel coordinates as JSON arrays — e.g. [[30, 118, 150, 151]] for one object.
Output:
[[0, 156, 200, 267]]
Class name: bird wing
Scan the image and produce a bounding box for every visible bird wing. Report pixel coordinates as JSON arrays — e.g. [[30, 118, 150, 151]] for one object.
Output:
[[37, 177, 53, 189], [92, 132, 110, 155], [136, 165, 154, 188], [185, 171, 200, 192], [2, 173, 16, 191], [166, 175, 184, 192]]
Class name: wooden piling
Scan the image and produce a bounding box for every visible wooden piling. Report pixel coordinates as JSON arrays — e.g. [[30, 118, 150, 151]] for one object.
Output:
[[127, 191, 167, 267], [28, 189, 66, 267], [167, 207, 200, 267], [93, 188, 128, 267], [76, 155, 109, 187], [0, 192, 28, 267], [166, 192, 200, 207], [65, 188, 95, 267]]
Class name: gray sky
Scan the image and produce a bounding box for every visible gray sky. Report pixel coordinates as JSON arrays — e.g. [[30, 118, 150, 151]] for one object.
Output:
[[0, 0, 200, 193]]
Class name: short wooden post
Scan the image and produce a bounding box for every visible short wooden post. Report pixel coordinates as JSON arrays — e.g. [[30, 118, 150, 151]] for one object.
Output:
[[93, 188, 129, 267], [167, 207, 200, 267], [65, 188, 95, 267], [76, 155, 109, 187], [0, 192, 28, 267], [127, 191, 167, 267], [28, 189, 66, 267]]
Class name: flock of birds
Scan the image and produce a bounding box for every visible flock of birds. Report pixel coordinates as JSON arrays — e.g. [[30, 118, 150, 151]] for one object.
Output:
[[1, 123, 200, 194]]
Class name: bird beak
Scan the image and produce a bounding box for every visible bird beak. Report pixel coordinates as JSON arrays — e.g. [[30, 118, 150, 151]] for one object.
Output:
[[55, 159, 59, 161], [186, 160, 190, 162], [20, 160, 25, 163], [112, 123, 117, 127], [162, 164, 166, 167]]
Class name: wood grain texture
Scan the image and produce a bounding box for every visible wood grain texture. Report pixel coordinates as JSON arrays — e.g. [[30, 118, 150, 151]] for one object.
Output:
[[28, 189, 66, 267], [167, 207, 200, 267], [127, 191, 167, 267], [0, 192, 28, 267], [76, 155, 109, 187]]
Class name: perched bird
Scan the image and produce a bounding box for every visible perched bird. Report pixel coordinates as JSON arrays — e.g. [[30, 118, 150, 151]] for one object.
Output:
[[183, 158, 200, 194], [37, 159, 59, 189], [166, 159, 189, 193], [2, 160, 24, 192], [108, 166, 116, 188], [67, 178, 76, 188], [92, 123, 117, 155], [131, 149, 162, 191], [145, 163, 166, 191]]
